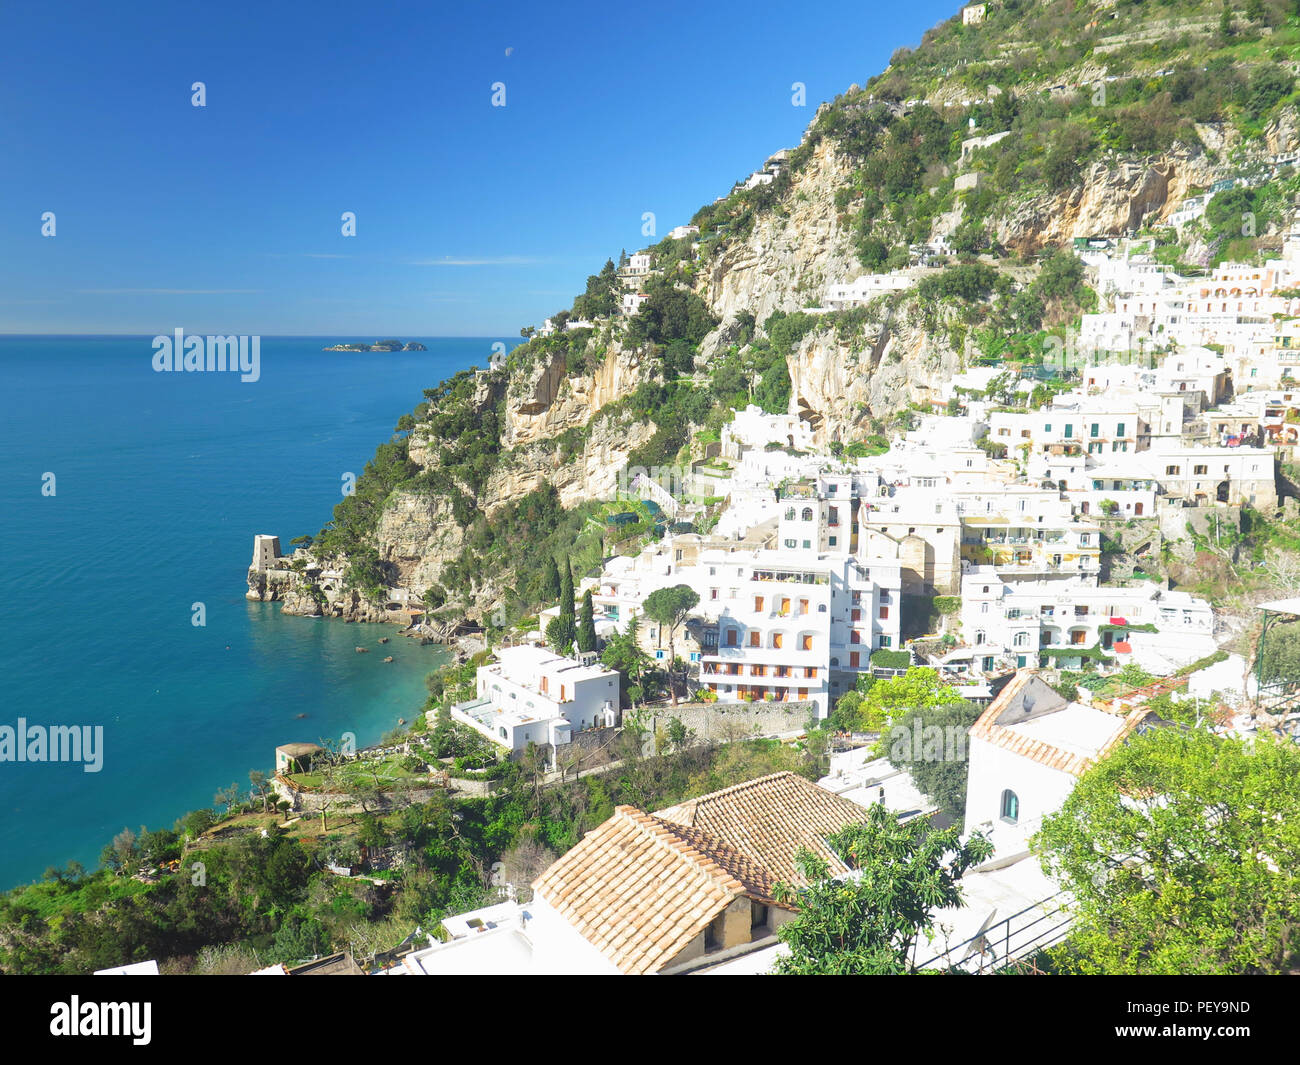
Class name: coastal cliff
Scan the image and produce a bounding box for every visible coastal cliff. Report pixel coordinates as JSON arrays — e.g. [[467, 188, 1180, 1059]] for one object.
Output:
[[250, 0, 1300, 629]]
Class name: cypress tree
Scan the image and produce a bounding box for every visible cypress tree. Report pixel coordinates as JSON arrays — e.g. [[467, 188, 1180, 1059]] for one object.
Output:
[[577, 589, 597, 653], [542, 555, 561, 601], [560, 557, 575, 620]]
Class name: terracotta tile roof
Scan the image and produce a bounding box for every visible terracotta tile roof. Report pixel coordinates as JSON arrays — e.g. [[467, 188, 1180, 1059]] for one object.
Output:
[[531, 773, 871, 974], [653, 771, 872, 888], [969, 669, 1154, 778], [532, 805, 753, 975]]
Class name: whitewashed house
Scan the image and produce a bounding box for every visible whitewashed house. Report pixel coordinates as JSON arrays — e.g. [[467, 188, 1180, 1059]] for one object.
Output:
[[964, 671, 1163, 859], [449, 646, 619, 752]]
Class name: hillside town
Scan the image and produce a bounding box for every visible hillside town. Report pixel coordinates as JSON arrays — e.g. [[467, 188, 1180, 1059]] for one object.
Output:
[[219, 209, 1300, 978], [16, 0, 1300, 999]]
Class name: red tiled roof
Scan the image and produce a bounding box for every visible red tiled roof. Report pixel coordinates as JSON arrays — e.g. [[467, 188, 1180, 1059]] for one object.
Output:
[[968, 669, 1153, 778]]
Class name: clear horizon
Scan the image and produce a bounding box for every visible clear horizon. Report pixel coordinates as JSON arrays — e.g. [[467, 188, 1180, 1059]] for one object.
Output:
[[0, 0, 961, 336]]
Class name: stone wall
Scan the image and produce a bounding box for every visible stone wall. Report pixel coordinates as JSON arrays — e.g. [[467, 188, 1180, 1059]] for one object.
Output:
[[645, 701, 815, 745], [272, 774, 443, 814], [522, 725, 621, 774]]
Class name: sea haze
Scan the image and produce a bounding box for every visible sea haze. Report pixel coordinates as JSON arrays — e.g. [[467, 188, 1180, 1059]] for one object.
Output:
[[0, 335, 510, 890]]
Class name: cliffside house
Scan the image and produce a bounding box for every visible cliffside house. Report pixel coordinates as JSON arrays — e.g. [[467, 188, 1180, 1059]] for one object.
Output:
[[384, 772, 875, 974], [963, 670, 1165, 861], [448, 645, 618, 753]]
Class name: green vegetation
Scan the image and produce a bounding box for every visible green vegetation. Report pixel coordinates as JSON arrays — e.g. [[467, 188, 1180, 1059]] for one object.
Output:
[[885, 700, 983, 828], [1039, 727, 1300, 975], [642, 585, 701, 703], [0, 733, 821, 974], [770, 804, 992, 975]]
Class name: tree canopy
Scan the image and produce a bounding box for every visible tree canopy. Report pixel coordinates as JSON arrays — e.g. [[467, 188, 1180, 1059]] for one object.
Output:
[[771, 804, 992, 975], [1038, 726, 1300, 975]]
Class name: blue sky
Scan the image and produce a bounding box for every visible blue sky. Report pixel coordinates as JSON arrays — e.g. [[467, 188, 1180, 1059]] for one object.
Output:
[[0, 0, 960, 336]]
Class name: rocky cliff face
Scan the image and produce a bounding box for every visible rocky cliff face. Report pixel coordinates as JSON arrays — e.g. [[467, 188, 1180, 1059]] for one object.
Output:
[[502, 342, 651, 449], [701, 137, 860, 332], [250, 55, 1299, 624]]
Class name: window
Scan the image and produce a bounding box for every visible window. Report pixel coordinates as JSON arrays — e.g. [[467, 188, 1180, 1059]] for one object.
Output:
[[879, 606, 889, 619], [849, 651, 859, 668], [1194, 464, 1207, 475], [1013, 632, 1029, 647], [801, 634, 813, 651], [784, 538, 797, 549], [772, 632, 783, 649], [1090, 423, 1099, 437], [726, 629, 738, 647], [851, 608, 861, 622], [754, 596, 764, 612], [1000, 789, 1019, 824], [879, 635, 892, 647], [748, 631, 760, 647], [1166, 465, 1180, 476], [801, 507, 814, 521], [1065, 424, 1073, 438], [851, 630, 861, 644], [829, 536, 837, 547]]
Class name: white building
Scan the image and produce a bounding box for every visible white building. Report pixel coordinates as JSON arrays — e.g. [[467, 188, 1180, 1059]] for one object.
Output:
[[621, 291, 650, 315], [964, 671, 1163, 859], [449, 646, 619, 752], [702, 550, 902, 716], [824, 272, 915, 308], [961, 568, 1217, 675]]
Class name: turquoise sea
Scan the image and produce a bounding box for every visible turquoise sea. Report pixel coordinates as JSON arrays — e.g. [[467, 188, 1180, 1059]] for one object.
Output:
[[0, 335, 511, 890]]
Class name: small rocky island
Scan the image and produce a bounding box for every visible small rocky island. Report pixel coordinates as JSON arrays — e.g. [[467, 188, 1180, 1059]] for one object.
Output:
[[323, 339, 427, 352]]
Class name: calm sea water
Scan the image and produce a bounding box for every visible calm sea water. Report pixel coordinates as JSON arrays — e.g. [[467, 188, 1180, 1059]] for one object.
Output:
[[0, 335, 511, 890]]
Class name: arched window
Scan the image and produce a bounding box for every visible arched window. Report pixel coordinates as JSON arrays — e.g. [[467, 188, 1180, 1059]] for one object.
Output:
[[1013, 631, 1029, 647], [801, 507, 814, 522], [975, 630, 986, 645], [1000, 789, 1019, 824]]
